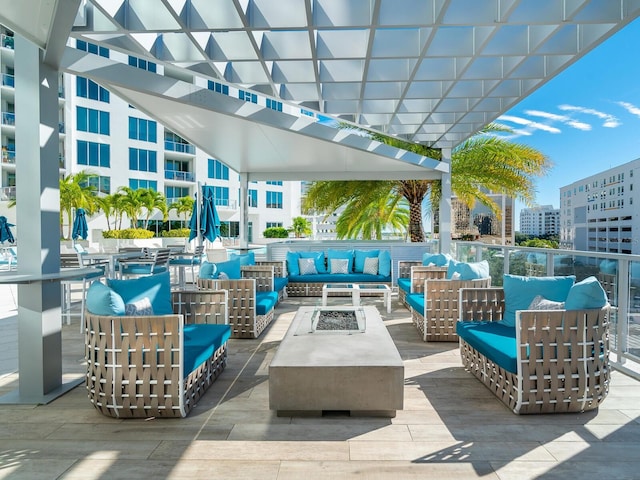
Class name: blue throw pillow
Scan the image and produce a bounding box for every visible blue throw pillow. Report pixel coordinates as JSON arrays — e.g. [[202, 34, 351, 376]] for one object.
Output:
[[215, 258, 242, 280], [422, 253, 451, 267], [599, 259, 617, 275], [447, 260, 490, 280], [299, 251, 326, 273], [354, 250, 379, 273], [198, 261, 218, 279], [327, 249, 354, 273], [108, 271, 173, 315], [565, 276, 608, 310], [378, 250, 391, 277], [286, 251, 300, 276], [502, 274, 575, 327], [229, 251, 255, 266], [86, 280, 125, 316]]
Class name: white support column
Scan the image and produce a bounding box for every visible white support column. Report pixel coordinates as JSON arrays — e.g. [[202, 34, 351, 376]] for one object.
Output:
[[239, 173, 249, 249], [439, 148, 452, 255], [9, 35, 68, 403]]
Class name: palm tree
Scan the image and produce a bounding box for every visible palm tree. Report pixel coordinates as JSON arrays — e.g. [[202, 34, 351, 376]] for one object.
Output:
[[303, 124, 549, 242], [139, 189, 168, 229], [170, 196, 194, 228], [289, 216, 311, 238], [335, 191, 409, 240], [117, 186, 146, 228], [59, 170, 98, 239]]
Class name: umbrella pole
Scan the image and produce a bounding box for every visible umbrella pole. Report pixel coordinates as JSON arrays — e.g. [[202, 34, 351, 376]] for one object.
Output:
[[196, 182, 202, 250]]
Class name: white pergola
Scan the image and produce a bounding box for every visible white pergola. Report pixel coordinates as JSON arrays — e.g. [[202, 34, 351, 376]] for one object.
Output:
[[0, 0, 638, 403]]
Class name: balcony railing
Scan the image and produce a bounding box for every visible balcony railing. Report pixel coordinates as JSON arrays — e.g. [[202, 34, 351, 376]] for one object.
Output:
[[1, 73, 14, 88], [2, 149, 15, 164], [0, 186, 16, 201], [164, 170, 194, 182], [1, 112, 15, 126], [1, 34, 14, 50], [164, 140, 195, 154], [214, 198, 237, 209]]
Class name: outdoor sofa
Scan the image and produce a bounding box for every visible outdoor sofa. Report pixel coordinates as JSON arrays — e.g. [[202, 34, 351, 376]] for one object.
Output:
[[397, 252, 452, 307], [456, 274, 610, 414]]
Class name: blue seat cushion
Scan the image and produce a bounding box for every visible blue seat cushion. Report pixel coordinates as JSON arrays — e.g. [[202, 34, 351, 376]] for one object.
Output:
[[108, 272, 173, 315], [422, 253, 451, 267], [274, 276, 289, 293], [286, 251, 300, 276], [299, 251, 327, 273], [406, 293, 424, 314], [256, 291, 279, 315], [199, 261, 218, 279], [397, 277, 411, 294], [86, 280, 125, 316], [447, 260, 490, 280], [229, 252, 255, 266], [288, 273, 391, 283], [170, 256, 202, 266], [354, 250, 379, 273], [565, 276, 608, 310], [456, 321, 518, 374], [327, 249, 354, 273], [182, 324, 231, 379], [378, 250, 391, 277], [215, 258, 242, 279]]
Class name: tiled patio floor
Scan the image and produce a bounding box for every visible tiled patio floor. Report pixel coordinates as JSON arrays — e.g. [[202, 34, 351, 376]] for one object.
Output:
[[1, 284, 640, 479]]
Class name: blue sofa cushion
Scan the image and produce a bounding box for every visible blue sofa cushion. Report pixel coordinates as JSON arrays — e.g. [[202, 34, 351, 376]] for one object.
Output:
[[182, 324, 231, 379], [215, 258, 242, 280], [456, 321, 518, 374], [447, 260, 490, 280], [354, 249, 379, 273], [108, 272, 173, 315], [502, 274, 575, 328], [299, 251, 327, 273], [378, 250, 391, 277], [229, 252, 255, 266], [327, 249, 353, 273], [289, 273, 391, 283], [406, 293, 424, 314], [286, 251, 300, 276], [199, 261, 218, 279], [274, 276, 289, 293], [397, 277, 411, 294], [256, 291, 279, 315], [86, 280, 125, 316], [565, 276, 608, 310], [422, 253, 451, 267]]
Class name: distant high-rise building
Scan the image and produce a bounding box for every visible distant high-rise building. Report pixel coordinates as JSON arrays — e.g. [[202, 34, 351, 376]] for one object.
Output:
[[519, 205, 560, 237]]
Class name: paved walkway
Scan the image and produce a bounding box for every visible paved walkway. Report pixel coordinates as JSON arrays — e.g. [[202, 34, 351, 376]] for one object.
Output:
[[1, 284, 640, 479]]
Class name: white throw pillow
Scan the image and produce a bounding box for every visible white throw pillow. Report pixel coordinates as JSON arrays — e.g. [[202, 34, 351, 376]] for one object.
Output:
[[528, 295, 565, 310], [363, 257, 379, 275], [298, 257, 318, 275], [330, 258, 349, 274], [124, 297, 154, 316]]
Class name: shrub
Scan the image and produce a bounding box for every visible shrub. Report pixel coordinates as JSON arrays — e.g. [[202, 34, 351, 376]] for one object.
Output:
[[161, 228, 190, 238], [263, 227, 289, 238], [102, 228, 154, 239]]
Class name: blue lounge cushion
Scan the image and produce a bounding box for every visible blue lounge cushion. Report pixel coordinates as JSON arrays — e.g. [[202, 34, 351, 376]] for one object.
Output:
[[198, 261, 218, 279], [447, 260, 490, 280], [182, 324, 231, 379], [456, 321, 518, 374], [378, 250, 391, 277], [502, 274, 575, 327], [274, 276, 289, 293], [327, 249, 354, 273], [354, 249, 379, 273], [406, 293, 425, 314], [108, 271, 173, 315], [564, 276, 608, 310], [229, 251, 255, 266], [289, 273, 391, 283], [286, 251, 300, 276], [299, 251, 327, 273], [215, 258, 242, 280], [86, 280, 125, 316], [422, 252, 451, 267], [397, 277, 411, 294], [256, 291, 279, 315]]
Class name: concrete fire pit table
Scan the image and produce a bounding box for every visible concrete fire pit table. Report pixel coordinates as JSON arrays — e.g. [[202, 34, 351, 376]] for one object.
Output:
[[269, 306, 404, 417]]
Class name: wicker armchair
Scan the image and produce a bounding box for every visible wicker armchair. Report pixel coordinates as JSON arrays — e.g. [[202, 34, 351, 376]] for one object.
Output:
[[397, 262, 447, 308], [85, 289, 229, 418], [457, 287, 610, 414]]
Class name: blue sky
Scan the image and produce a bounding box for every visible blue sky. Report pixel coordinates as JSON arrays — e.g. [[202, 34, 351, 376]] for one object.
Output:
[[496, 17, 640, 230]]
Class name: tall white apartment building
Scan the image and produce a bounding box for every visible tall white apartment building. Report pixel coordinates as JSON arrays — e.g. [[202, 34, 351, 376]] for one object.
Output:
[[560, 159, 639, 254], [519, 205, 560, 236], [0, 30, 302, 243]]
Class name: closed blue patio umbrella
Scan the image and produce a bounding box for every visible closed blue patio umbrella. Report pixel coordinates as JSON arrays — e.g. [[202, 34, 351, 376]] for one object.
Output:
[[0, 216, 14, 244], [188, 185, 221, 244], [71, 207, 88, 241]]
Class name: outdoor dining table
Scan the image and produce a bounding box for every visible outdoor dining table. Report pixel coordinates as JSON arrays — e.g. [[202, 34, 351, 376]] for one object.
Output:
[[81, 251, 143, 278]]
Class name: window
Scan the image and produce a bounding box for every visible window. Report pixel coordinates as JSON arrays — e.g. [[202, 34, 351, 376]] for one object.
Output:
[[128, 117, 157, 142], [266, 191, 283, 209], [128, 148, 157, 172], [266, 181, 283, 186], [239, 90, 257, 103], [77, 107, 109, 135], [80, 175, 110, 195], [76, 76, 109, 102], [208, 159, 229, 180], [248, 189, 258, 208], [165, 186, 189, 200], [213, 186, 229, 207], [128, 56, 157, 73], [77, 140, 110, 167], [266, 222, 283, 228], [129, 178, 157, 191], [76, 39, 109, 58], [266, 98, 282, 111], [207, 81, 229, 95]]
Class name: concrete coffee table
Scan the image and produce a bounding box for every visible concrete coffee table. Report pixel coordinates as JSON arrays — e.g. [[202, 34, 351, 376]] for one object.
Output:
[[269, 306, 404, 417]]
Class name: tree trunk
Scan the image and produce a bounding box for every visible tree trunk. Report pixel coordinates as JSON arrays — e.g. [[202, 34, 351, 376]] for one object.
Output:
[[408, 201, 424, 242]]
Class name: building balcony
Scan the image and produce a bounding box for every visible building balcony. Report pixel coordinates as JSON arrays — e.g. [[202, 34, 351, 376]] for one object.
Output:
[[214, 198, 237, 210], [164, 170, 194, 182], [0, 186, 15, 201], [1, 34, 14, 50], [1, 112, 15, 126], [164, 140, 195, 155], [2, 149, 15, 164], [2, 73, 14, 88]]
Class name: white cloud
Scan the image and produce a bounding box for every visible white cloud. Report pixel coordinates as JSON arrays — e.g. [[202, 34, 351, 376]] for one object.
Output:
[[498, 115, 561, 134], [618, 101, 640, 118], [525, 109, 592, 131], [558, 104, 620, 128]]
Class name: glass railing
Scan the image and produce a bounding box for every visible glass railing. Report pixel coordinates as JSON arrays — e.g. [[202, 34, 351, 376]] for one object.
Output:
[[214, 198, 237, 209], [0, 186, 16, 201], [1, 34, 14, 50], [59, 122, 65, 133], [164, 140, 195, 154], [1, 112, 15, 126], [1, 73, 14, 88], [2, 149, 15, 164], [164, 170, 194, 182]]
